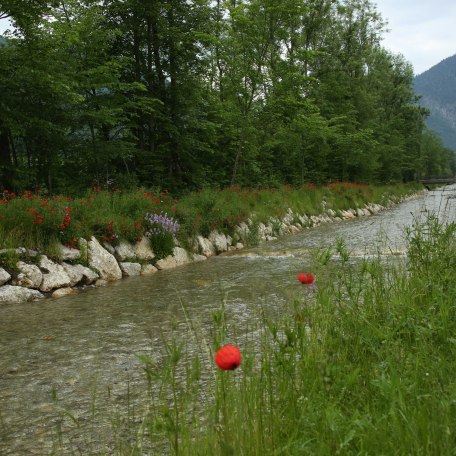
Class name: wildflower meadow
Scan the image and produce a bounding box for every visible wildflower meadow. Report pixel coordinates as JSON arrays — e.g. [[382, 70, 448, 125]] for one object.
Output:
[[0, 182, 421, 267]]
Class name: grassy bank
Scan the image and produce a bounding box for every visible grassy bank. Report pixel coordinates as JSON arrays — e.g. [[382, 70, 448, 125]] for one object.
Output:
[[0, 182, 422, 265], [39, 215, 456, 454]]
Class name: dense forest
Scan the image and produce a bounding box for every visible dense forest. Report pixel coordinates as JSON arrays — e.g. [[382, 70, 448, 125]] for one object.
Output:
[[0, 0, 455, 195]]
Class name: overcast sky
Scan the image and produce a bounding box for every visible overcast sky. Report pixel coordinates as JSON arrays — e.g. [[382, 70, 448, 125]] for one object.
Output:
[[1, 1, 455, 75], [374, 0, 456, 75]]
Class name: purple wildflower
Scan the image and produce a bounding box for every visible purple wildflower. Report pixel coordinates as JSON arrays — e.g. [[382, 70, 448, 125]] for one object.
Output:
[[144, 212, 180, 236]]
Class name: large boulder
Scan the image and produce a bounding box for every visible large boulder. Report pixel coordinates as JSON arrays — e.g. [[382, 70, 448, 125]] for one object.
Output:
[[155, 255, 178, 270], [208, 231, 229, 253], [62, 263, 83, 286], [0, 267, 11, 286], [120, 262, 142, 277], [191, 253, 208, 262], [282, 210, 295, 226], [51, 287, 76, 298], [0, 285, 44, 303], [288, 225, 301, 234], [134, 238, 155, 261], [115, 241, 136, 261], [14, 262, 43, 289], [88, 237, 122, 281], [173, 247, 191, 266], [197, 236, 216, 257], [39, 256, 72, 292], [141, 264, 158, 275], [62, 263, 99, 286], [235, 222, 250, 241]]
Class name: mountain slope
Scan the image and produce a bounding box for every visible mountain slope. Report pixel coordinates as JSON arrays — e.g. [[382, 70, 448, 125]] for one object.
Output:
[[414, 55, 456, 151]]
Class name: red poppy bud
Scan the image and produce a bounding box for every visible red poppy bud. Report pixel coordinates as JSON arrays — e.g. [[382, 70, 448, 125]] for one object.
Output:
[[297, 272, 315, 285], [215, 344, 242, 370]]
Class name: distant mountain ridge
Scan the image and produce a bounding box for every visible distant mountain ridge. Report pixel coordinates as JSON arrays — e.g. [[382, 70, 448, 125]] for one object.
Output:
[[414, 55, 456, 151]]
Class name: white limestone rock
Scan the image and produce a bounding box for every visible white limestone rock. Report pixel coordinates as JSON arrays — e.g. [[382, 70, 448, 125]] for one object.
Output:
[[115, 241, 136, 261], [14, 262, 42, 289], [141, 264, 158, 275], [134, 238, 155, 261], [102, 242, 116, 255], [282, 210, 295, 226], [62, 263, 99, 286], [197, 236, 216, 257], [59, 244, 81, 261], [51, 287, 76, 298], [208, 231, 229, 253], [235, 222, 250, 241], [39, 256, 72, 292], [191, 253, 207, 262], [0, 285, 44, 303], [88, 237, 122, 281], [288, 225, 301, 234], [120, 262, 142, 277], [0, 267, 11, 286], [67, 263, 98, 285], [341, 210, 355, 220], [173, 247, 191, 266], [258, 223, 267, 237], [321, 215, 333, 224], [155, 255, 178, 270], [62, 263, 83, 286]]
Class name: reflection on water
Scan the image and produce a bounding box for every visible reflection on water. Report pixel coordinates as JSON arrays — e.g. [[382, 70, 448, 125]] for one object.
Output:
[[1, 186, 456, 453]]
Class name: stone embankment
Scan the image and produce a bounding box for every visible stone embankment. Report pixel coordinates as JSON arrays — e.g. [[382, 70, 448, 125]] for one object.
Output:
[[0, 197, 414, 304]]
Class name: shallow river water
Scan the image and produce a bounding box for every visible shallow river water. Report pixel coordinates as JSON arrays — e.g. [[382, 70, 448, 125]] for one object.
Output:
[[1, 186, 456, 454]]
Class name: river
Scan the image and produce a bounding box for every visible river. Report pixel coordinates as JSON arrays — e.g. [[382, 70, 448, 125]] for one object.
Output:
[[1, 186, 456, 454]]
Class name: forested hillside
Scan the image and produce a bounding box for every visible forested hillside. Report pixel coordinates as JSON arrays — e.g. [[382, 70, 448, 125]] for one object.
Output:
[[0, 0, 454, 194], [414, 55, 456, 153]]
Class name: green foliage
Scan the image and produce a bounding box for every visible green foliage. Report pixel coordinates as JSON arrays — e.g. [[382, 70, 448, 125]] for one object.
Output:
[[0, 188, 176, 251], [148, 232, 175, 261], [0, 249, 19, 270], [0, 0, 452, 194], [144, 211, 179, 260], [0, 183, 421, 255]]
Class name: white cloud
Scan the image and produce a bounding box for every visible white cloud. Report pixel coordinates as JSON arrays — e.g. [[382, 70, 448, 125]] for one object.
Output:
[[375, 0, 456, 74]]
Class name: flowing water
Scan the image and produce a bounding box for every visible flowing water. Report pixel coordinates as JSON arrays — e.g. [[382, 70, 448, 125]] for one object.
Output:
[[1, 186, 456, 454]]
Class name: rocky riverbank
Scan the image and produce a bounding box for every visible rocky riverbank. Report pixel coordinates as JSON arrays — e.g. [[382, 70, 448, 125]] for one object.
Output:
[[0, 195, 420, 304]]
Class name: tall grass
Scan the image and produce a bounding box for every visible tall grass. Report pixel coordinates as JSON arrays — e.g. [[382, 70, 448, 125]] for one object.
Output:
[[42, 214, 456, 455], [0, 183, 422, 258]]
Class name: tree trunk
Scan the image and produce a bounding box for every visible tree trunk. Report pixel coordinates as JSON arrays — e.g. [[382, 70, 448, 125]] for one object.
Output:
[[0, 128, 11, 167]]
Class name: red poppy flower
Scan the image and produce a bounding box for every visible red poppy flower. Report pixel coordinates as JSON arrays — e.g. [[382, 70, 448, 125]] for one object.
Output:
[[297, 272, 315, 285], [215, 344, 242, 370]]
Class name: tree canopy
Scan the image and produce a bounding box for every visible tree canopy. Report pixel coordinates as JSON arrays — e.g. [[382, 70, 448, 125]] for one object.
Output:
[[0, 0, 453, 194]]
